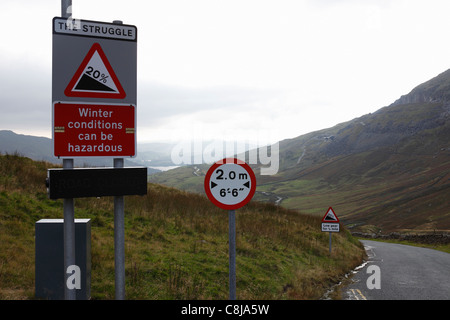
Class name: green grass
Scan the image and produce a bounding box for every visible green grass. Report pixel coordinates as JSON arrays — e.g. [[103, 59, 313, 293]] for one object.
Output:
[[0, 154, 365, 300]]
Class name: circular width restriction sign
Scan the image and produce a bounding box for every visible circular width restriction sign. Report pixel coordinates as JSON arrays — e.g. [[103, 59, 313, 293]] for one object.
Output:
[[204, 158, 256, 210]]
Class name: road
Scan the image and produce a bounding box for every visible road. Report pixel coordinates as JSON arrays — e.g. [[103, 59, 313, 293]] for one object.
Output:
[[343, 240, 450, 300]]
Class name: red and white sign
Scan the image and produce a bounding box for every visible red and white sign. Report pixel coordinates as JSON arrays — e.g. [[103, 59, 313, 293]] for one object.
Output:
[[53, 102, 136, 158], [64, 43, 126, 99], [321, 207, 340, 232], [204, 158, 256, 210]]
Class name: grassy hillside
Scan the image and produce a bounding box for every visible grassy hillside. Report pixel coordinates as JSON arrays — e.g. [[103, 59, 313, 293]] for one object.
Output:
[[151, 98, 450, 234], [0, 154, 364, 300]]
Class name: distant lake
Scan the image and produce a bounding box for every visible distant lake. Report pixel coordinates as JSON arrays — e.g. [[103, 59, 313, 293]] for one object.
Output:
[[148, 166, 180, 172]]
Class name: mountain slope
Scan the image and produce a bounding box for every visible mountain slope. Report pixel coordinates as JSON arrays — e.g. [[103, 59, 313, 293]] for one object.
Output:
[[257, 70, 450, 233], [392, 68, 450, 105], [152, 69, 450, 233], [0, 130, 53, 163]]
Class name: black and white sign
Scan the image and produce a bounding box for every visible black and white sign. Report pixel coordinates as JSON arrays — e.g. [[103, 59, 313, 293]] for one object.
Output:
[[204, 158, 256, 210], [321, 223, 340, 232], [53, 18, 137, 41], [52, 17, 137, 105], [321, 207, 340, 233]]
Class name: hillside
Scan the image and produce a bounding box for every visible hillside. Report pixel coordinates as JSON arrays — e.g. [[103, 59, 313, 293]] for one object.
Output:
[[261, 102, 449, 233], [151, 69, 450, 234], [0, 154, 364, 299], [0, 130, 54, 163]]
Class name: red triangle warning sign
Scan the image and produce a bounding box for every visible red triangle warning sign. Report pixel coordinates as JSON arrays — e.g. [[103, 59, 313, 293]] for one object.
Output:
[[322, 207, 339, 223], [64, 43, 126, 99]]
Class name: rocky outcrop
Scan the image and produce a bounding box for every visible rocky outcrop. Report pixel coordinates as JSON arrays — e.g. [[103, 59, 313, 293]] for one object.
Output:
[[391, 69, 450, 106], [391, 92, 443, 106]]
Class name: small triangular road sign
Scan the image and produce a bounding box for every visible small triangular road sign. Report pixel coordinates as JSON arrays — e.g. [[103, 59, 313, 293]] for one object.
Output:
[[322, 207, 339, 222], [64, 43, 126, 99]]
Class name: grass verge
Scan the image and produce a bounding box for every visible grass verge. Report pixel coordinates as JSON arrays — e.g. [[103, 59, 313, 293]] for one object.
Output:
[[0, 154, 365, 299]]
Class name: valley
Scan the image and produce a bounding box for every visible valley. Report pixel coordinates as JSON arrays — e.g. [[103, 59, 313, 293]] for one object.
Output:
[[2, 69, 450, 239], [151, 70, 450, 234]]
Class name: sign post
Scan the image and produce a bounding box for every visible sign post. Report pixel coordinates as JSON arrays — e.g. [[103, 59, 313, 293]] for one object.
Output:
[[52, 17, 137, 158], [228, 209, 237, 300], [114, 158, 125, 300], [52, 3, 138, 300], [204, 158, 256, 300], [321, 207, 340, 254], [60, 0, 76, 301]]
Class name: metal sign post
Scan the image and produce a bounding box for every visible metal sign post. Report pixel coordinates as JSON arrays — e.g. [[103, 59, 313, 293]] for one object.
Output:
[[204, 158, 256, 300], [53, 1, 138, 300], [329, 232, 332, 254], [114, 158, 125, 300], [112, 19, 126, 301], [228, 210, 236, 300], [61, 0, 76, 301], [63, 159, 76, 300]]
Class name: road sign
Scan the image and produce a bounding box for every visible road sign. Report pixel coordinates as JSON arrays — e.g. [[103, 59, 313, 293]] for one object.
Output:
[[52, 17, 137, 158], [52, 17, 137, 104], [53, 102, 136, 158], [204, 158, 256, 299], [321, 207, 340, 254], [322, 207, 340, 223], [204, 158, 256, 210], [53, 6, 138, 301], [64, 43, 126, 99], [322, 223, 340, 232], [53, 17, 137, 41], [46, 167, 147, 199]]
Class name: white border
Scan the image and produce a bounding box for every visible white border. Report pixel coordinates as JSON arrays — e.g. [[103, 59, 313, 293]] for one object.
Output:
[[53, 17, 137, 41]]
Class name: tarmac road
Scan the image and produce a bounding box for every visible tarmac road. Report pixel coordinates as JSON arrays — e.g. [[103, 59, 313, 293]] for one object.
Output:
[[343, 240, 450, 300]]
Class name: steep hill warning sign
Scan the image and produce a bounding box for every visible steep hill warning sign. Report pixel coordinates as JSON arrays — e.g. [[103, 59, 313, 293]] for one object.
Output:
[[322, 207, 339, 222], [53, 17, 137, 158], [321, 207, 340, 232], [64, 43, 125, 99]]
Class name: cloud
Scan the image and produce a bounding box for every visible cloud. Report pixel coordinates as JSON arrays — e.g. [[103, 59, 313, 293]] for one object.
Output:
[[2, 0, 450, 145], [136, 81, 287, 142], [0, 58, 51, 136], [140, 82, 282, 117]]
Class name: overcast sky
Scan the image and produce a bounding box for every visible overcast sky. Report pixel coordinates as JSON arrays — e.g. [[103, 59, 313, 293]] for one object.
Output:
[[1, 0, 450, 145]]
